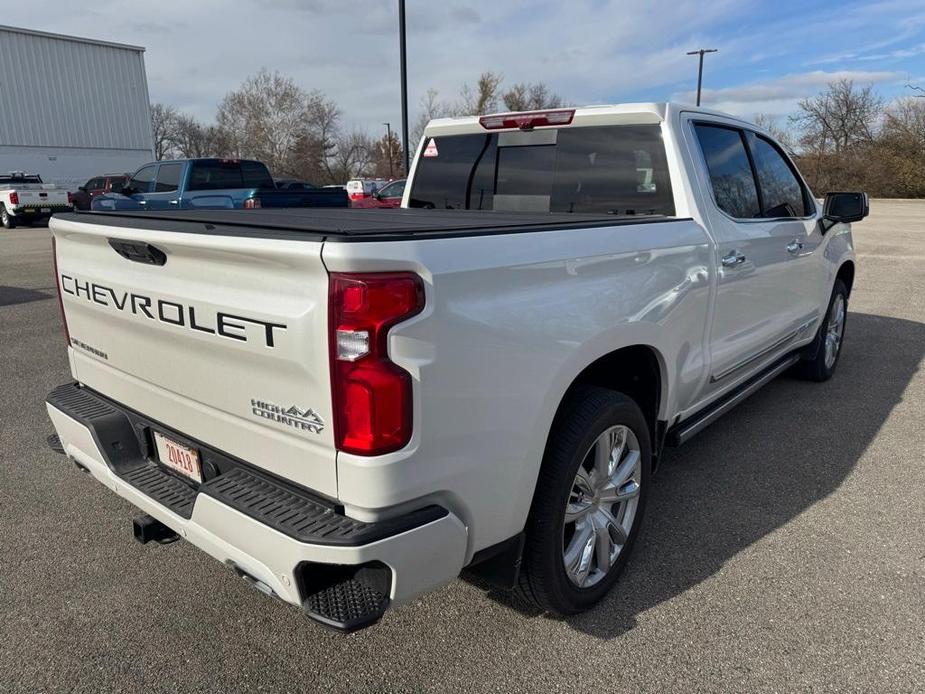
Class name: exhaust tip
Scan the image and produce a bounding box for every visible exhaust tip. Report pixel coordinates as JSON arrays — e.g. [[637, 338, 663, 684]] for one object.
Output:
[[132, 514, 179, 545]]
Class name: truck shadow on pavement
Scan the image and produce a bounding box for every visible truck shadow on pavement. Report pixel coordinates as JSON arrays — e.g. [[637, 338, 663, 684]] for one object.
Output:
[[478, 311, 924, 639], [0, 285, 55, 308]]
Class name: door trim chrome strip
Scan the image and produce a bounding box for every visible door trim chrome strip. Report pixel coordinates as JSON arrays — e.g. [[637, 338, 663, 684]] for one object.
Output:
[[710, 318, 815, 383]]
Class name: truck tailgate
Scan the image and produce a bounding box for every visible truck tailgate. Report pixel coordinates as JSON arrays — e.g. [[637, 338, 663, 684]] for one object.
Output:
[[51, 215, 337, 497]]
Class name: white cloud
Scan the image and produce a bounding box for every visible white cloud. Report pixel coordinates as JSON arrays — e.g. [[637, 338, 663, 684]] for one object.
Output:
[[672, 70, 900, 118], [0, 0, 921, 138]]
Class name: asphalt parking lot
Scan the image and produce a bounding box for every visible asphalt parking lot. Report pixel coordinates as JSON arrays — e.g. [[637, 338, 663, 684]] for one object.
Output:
[[1, 203, 924, 693]]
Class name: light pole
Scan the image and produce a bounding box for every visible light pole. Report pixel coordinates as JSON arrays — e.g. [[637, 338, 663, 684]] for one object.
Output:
[[686, 48, 718, 107], [398, 0, 409, 175], [383, 122, 394, 178]]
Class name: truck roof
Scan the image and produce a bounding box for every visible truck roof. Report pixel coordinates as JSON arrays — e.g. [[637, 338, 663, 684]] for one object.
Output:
[[60, 208, 685, 243], [423, 101, 749, 137]]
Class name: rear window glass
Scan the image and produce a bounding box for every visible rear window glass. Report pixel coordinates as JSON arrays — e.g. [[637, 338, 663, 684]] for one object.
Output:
[[0, 175, 42, 185], [187, 160, 274, 191], [694, 124, 761, 219], [408, 124, 675, 216]]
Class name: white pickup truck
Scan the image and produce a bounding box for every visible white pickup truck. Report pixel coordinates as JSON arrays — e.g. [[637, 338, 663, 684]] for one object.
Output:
[[46, 103, 866, 632], [0, 173, 72, 228]]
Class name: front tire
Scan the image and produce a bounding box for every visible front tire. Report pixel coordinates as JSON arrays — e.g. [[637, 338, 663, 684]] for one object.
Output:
[[0, 205, 16, 229], [517, 386, 651, 615], [797, 279, 848, 382]]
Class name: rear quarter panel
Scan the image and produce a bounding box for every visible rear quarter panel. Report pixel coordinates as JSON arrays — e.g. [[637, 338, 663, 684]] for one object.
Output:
[[323, 220, 713, 556]]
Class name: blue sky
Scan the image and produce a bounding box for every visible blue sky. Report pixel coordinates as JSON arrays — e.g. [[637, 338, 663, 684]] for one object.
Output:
[[4, 0, 924, 131]]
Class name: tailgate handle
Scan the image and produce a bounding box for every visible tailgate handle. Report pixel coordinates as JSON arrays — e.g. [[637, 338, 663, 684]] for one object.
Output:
[[108, 239, 167, 266]]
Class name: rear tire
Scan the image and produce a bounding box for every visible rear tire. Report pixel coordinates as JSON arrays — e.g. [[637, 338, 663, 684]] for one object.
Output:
[[517, 386, 651, 615], [797, 279, 848, 382], [1, 205, 16, 229]]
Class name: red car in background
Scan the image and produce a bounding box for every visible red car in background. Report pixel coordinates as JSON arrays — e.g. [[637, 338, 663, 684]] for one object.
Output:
[[71, 173, 130, 210], [350, 179, 405, 208]]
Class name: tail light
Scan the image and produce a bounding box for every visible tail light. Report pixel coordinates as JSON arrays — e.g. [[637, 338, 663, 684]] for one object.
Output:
[[479, 108, 575, 130], [329, 273, 425, 455], [67, 192, 73, 205], [51, 236, 71, 344], [9, 191, 18, 206], [244, 197, 262, 209]]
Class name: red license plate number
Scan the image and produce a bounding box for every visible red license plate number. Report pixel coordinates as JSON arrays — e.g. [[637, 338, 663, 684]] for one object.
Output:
[[153, 431, 202, 483]]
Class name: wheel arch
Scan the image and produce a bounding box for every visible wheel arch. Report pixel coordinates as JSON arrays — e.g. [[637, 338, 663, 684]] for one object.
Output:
[[555, 344, 667, 460], [836, 260, 855, 298]]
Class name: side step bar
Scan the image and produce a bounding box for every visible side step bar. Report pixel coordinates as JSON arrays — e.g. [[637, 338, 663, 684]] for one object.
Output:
[[667, 353, 800, 447]]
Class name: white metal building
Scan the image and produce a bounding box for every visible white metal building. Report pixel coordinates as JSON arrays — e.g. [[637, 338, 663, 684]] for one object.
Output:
[[0, 25, 154, 188]]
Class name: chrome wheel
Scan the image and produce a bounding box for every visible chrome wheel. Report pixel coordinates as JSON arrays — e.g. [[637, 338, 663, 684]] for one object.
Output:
[[824, 293, 846, 370], [562, 425, 642, 589]]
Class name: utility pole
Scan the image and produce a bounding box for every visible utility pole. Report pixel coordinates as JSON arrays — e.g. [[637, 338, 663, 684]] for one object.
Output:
[[686, 48, 718, 106], [398, 0, 409, 175], [383, 122, 394, 178]]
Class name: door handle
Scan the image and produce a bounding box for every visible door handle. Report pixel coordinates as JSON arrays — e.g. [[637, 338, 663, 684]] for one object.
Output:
[[786, 240, 804, 254], [169, 200, 179, 205], [721, 250, 746, 267]]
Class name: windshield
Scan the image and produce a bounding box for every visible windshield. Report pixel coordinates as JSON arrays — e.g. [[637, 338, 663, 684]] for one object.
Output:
[[408, 124, 674, 216]]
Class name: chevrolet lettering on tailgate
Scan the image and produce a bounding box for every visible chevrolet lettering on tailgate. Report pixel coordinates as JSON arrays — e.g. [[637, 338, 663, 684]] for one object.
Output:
[[59, 274, 287, 348]]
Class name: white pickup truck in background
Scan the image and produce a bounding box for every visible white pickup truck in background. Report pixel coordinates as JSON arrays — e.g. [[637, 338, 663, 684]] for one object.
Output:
[[0, 173, 72, 228], [45, 103, 867, 632]]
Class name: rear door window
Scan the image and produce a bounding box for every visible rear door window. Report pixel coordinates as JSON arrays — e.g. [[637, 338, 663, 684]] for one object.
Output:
[[153, 163, 183, 193], [694, 124, 761, 219], [408, 124, 674, 215]]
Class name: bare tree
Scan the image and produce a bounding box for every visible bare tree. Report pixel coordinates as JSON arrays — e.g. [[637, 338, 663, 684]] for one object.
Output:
[[172, 115, 221, 158], [458, 71, 503, 115], [150, 102, 178, 160], [884, 97, 925, 149], [753, 113, 796, 153], [793, 79, 883, 156], [328, 130, 373, 183], [309, 95, 343, 183], [412, 88, 453, 152], [369, 131, 403, 179], [216, 70, 317, 176], [502, 82, 564, 111]]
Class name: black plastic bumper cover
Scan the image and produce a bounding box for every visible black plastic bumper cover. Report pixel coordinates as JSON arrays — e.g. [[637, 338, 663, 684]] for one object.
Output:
[[46, 382, 447, 547]]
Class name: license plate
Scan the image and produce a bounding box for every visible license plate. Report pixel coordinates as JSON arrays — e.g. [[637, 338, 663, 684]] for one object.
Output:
[[153, 431, 202, 483], [41, 208, 51, 213]]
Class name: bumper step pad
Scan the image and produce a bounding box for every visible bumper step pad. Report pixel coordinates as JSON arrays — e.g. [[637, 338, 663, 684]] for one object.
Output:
[[303, 577, 390, 632], [122, 463, 197, 518], [202, 466, 446, 546], [46, 382, 446, 544]]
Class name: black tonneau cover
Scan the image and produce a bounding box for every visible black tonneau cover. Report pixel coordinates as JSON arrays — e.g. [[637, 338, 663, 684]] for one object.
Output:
[[59, 208, 678, 242]]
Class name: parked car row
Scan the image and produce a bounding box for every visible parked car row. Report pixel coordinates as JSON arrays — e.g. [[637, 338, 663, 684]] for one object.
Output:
[[3, 164, 404, 230]]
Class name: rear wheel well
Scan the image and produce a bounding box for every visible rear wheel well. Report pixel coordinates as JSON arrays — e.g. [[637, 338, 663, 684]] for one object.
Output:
[[837, 261, 855, 298], [566, 345, 662, 451]]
